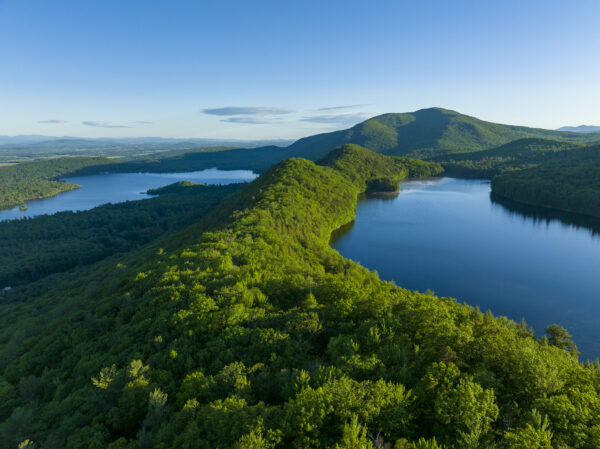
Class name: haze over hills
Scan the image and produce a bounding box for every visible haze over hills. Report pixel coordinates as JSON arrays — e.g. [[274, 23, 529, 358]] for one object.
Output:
[[0, 136, 294, 158], [0, 136, 294, 147], [557, 125, 600, 133]]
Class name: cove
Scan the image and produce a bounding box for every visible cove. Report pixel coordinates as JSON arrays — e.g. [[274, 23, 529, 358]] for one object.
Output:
[[331, 177, 600, 359], [0, 168, 257, 222]]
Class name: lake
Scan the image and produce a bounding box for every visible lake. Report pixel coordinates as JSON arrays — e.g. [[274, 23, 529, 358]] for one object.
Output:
[[331, 177, 600, 359], [0, 168, 257, 222]]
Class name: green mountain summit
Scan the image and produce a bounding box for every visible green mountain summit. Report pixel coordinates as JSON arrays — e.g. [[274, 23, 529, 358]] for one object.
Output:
[[286, 107, 599, 160]]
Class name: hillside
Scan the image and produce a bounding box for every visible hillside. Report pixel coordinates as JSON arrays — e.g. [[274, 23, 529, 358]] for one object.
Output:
[[492, 145, 600, 218], [73, 146, 287, 176], [285, 108, 600, 160], [437, 138, 587, 177], [22, 109, 597, 181], [70, 108, 600, 177], [1, 146, 598, 449]]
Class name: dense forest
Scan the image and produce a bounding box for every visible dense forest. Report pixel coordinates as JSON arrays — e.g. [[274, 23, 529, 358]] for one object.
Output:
[[0, 183, 243, 288], [1, 145, 598, 449], [436, 138, 586, 178], [491, 146, 600, 218], [0, 157, 111, 209]]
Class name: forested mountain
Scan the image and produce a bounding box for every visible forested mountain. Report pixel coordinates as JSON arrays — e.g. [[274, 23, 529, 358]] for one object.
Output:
[[1, 145, 598, 449], [491, 145, 600, 218], [285, 108, 600, 160], [69, 108, 600, 177]]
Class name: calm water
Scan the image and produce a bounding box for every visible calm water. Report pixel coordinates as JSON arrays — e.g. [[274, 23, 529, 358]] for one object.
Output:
[[331, 177, 600, 359], [0, 168, 257, 221]]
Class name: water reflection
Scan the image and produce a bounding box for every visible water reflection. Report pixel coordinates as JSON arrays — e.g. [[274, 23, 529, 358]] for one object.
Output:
[[490, 193, 600, 238]]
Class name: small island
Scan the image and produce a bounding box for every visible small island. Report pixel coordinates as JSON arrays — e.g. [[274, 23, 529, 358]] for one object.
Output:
[[19, 204, 28, 211], [146, 180, 199, 195]]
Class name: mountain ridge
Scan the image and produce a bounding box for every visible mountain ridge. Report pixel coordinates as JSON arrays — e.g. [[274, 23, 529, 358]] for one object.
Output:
[[557, 125, 600, 133], [285, 107, 600, 160]]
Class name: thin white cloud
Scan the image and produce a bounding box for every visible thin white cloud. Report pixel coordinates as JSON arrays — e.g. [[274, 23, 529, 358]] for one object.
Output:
[[300, 113, 370, 125], [39, 119, 67, 124], [82, 121, 131, 128], [221, 117, 272, 124], [203, 106, 294, 116], [317, 104, 370, 112], [130, 121, 154, 125]]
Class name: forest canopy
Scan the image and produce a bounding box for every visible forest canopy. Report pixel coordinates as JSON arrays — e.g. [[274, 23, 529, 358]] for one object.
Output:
[[0, 145, 598, 449]]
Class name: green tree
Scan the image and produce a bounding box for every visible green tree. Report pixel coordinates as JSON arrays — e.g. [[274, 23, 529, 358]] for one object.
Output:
[[545, 324, 579, 357], [335, 415, 372, 449], [504, 409, 553, 449]]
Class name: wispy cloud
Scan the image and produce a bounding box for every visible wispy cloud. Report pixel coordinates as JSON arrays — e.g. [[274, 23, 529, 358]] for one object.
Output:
[[202, 106, 294, 116], [317, 104, 370, 112], [39, 119, 67, 124], [82, 121, 131, 128], [130, 120, 153, 125], [220, 117, 272, 124], [300, 113, 370, 126]]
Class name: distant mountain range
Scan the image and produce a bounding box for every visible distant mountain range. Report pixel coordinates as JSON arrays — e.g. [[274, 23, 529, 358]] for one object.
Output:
[[4, 109, 600, 165], [0, 136, 294, 150], [557, 125, 600, 133]]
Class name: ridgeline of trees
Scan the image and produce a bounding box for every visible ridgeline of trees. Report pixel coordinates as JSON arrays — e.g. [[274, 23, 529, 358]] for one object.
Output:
[[0, 157, 111, 209], [437, 138, 586, 178], [0, 183, 243, 288], [492, 148, 600, 218], [0, 145, 598, 448], [284, 108, 599, 160]]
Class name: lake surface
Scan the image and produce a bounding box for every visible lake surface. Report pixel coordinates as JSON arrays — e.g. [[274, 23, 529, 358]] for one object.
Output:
[[0, 168, 257, 221], [331, 177, 600, 359]]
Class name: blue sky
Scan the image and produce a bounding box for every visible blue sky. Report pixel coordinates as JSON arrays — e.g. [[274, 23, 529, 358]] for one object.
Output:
[[1, 0, 599, 139]]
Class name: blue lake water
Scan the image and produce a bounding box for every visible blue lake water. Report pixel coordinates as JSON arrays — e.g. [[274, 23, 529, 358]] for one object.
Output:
[[331, 177, 600, 359], [0, 169, 257, 222]]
